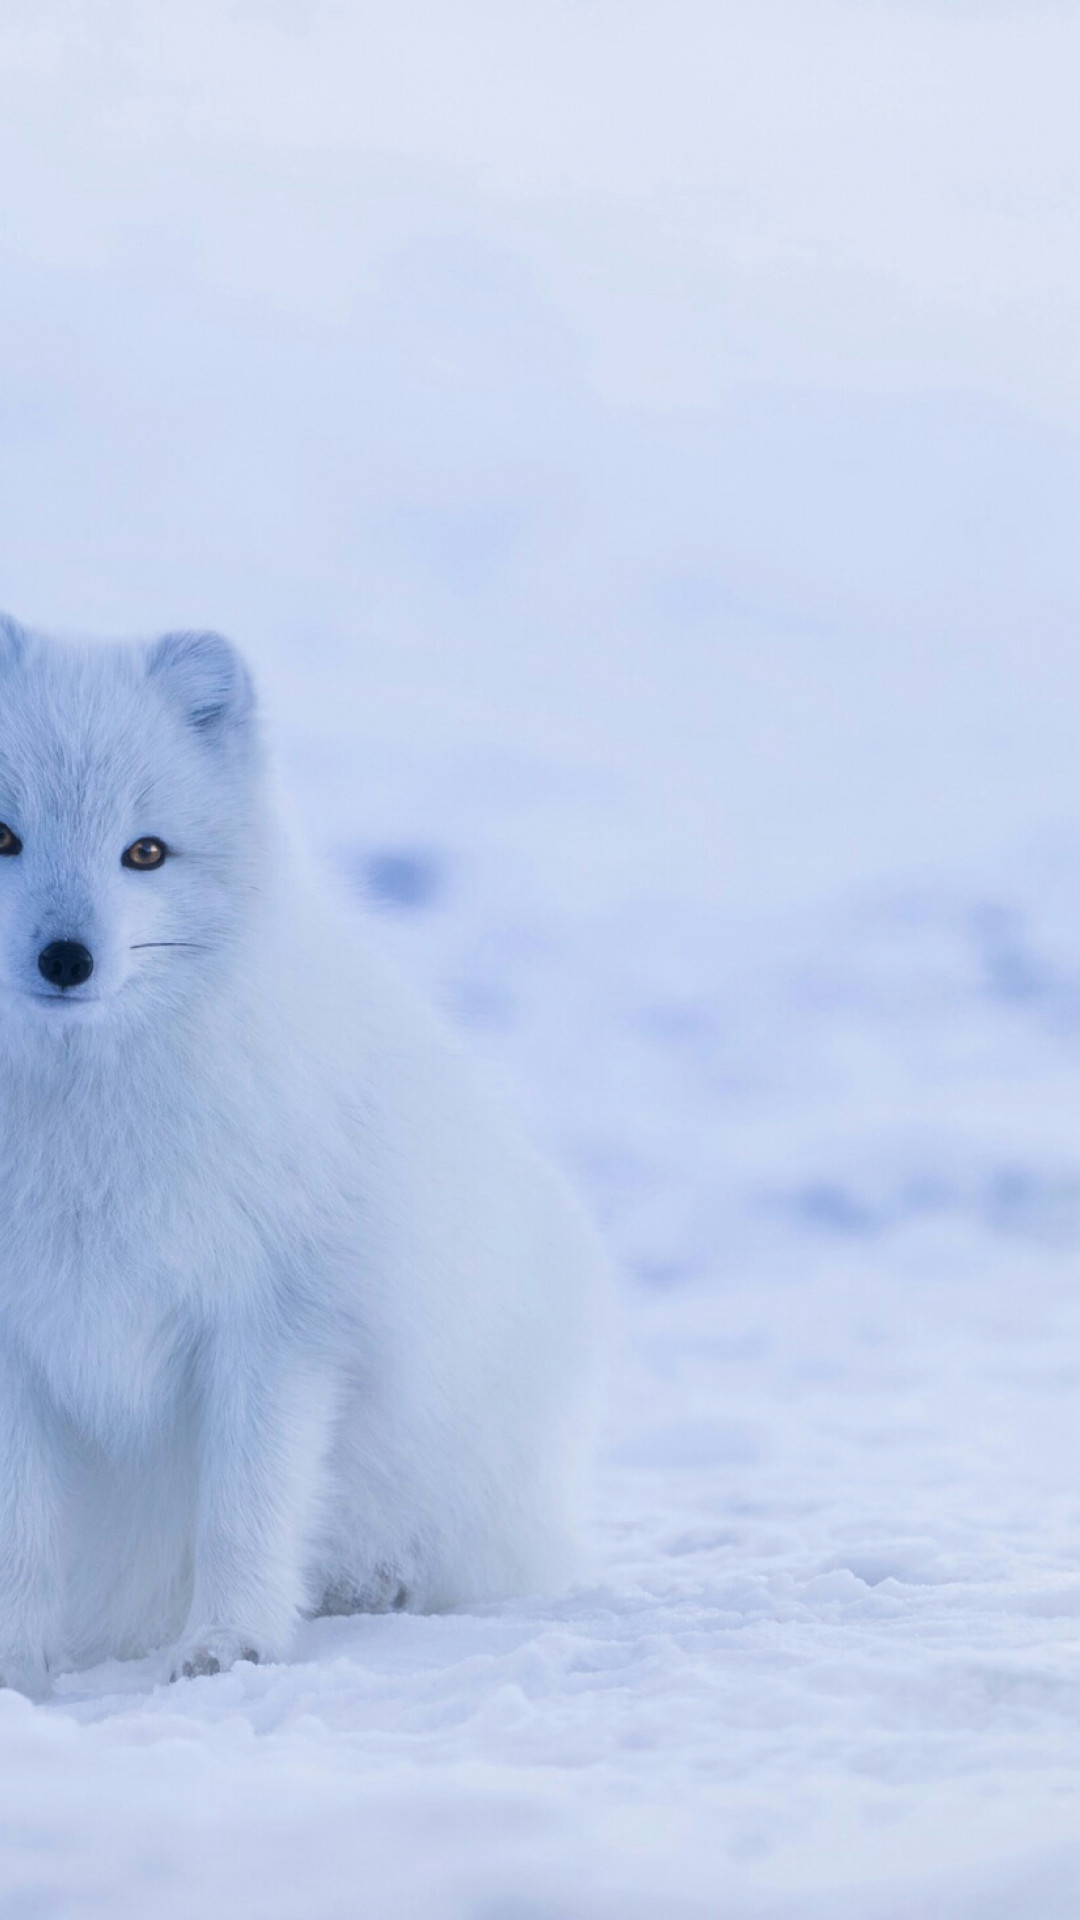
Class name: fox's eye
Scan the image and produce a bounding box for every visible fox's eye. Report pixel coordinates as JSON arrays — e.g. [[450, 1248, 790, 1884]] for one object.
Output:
[[0, 822, 22, 856], [122, 837, 168, 871]]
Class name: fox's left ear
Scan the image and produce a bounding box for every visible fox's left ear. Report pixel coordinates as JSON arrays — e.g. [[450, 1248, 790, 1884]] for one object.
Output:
[[145, 630, 255, 741]]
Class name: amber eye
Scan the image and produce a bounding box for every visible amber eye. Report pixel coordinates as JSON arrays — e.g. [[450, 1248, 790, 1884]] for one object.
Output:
[[122, 837, 168, 871], [0, 822, 22, 856]]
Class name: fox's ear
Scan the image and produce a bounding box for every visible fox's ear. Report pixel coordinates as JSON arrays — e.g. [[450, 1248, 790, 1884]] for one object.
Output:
[[146, 630, 255, 740]]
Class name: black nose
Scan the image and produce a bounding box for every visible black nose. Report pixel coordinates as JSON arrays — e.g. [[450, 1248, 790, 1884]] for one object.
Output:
[[38, 940, 94, 990]]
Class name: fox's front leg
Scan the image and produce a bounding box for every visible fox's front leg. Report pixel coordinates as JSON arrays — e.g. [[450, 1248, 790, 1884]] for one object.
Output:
[[170, 1328, 336, 1680], [0, 1346, 64, 1697]]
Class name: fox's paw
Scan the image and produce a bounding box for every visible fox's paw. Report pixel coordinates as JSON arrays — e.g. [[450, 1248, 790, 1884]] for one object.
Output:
[[168, 1628, 267, 1682]]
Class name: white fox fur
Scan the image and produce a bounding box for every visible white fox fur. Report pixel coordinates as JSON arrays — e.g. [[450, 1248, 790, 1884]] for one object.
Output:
[[0, 616, 603, 1694]]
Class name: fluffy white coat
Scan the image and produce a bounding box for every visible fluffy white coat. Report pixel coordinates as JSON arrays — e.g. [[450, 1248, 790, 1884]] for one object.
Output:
[[0, 618, 602, 1694]]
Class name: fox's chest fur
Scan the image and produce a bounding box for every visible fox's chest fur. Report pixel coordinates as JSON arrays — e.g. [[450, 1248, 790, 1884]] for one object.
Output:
[[0, 1037, 342, 1440]]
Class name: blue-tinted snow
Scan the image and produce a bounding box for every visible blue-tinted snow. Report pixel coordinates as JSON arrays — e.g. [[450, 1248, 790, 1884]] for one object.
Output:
[[3, 2, 1080, 1913]]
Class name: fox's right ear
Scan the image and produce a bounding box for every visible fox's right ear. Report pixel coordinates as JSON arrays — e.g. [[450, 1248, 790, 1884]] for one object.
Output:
[[145, 630, 255, 743]]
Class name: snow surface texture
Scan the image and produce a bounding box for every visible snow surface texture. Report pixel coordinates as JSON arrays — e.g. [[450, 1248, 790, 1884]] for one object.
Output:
[[3, 1, 1080, 1913]]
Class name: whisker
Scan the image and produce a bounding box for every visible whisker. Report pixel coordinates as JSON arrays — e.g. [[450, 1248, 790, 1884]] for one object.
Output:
[[129, 942, 209, 951]]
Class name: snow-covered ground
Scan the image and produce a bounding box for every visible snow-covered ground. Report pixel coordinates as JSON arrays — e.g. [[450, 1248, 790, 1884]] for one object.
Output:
[[4, 3, 1080, 1913]]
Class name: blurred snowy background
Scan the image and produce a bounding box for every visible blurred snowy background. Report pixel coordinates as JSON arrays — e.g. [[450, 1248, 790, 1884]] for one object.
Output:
[[4, 2, 1080, 1915]]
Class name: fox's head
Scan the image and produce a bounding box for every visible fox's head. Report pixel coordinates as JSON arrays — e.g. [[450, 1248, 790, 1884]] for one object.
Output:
[[0, 617, 265, 1031]]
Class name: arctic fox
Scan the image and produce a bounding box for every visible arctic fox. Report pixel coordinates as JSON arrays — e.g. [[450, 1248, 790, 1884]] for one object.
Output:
[[0, 616, 602, 1694]]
